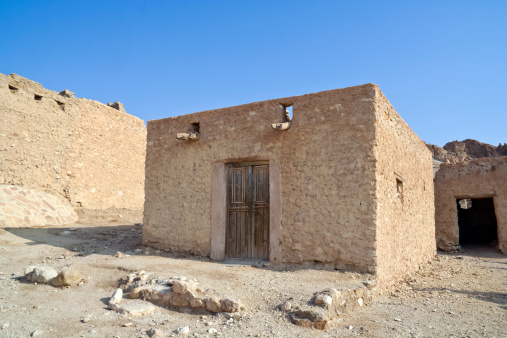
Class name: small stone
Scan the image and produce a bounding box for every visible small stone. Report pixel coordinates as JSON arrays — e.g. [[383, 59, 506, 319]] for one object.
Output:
[[118, 300, 156, 317], [208, 328, 217, 334], [60, 231, 72, 235], [394, 318, 401, 322], [205, 297, 222, 313], [147, 328, 164, 337], [31, 330, 42, 337], [81, 315, 92, 323], [1, 322, 10, 329], [280, 301, 292, 312], [59, 89, 75, 98], [347, 325, 353, 330], [173, 280, 197, 295], [357, 298, 364, 306], [123, 322, 133, 327], [315, 294, 332, 306], [176, 326, 190, 335], [220, 298, 241, 312], [107, 101, 126, 112]]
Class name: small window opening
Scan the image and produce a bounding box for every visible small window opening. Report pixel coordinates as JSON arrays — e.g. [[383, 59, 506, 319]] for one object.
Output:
[[190, 122, 200, 134], [56, 100, 64, 106], [281, 104, 293, 122], [34, 94, 42, 101], [8, 85, 18, 92]]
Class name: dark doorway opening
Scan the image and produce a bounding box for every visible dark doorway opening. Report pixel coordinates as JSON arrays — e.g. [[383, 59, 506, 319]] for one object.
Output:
[[457, 198, 498, 245]]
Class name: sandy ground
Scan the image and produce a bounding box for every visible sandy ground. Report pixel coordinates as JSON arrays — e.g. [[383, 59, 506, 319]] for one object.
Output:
[[0, 210, 506, 337]]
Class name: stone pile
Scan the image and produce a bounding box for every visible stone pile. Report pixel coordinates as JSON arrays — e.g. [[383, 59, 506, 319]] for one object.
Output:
[[118, 272, 242, 314], [280, 281, 376, 330], [24, 265, 83, 286]]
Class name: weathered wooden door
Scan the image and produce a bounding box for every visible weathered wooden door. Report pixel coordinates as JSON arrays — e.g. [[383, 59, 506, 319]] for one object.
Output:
[[226, 162, 269, 259]]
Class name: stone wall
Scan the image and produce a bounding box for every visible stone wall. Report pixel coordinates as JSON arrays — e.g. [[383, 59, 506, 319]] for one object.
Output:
[[0, 73, 146, 210], [0, 185, 77, 227], [144, 84, 379, 272], [144, 83, 436, 284], [373, 88, 436, 289], [434, 157, 507, 254]]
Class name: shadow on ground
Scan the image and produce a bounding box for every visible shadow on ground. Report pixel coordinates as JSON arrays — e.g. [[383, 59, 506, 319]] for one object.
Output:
[[4, 224, 142, 257]]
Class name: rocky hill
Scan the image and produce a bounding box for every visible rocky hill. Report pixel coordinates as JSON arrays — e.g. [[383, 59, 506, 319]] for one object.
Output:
[[427, 139, 507, 163]]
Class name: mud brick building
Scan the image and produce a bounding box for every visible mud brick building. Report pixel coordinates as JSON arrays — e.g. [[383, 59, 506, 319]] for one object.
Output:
[[143, 84, 435, 288], [0, 73, 146, 211], [435, 157, 507, 254]]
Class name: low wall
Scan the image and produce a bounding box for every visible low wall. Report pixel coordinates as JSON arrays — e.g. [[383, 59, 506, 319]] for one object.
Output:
[[0, 185, 77, 227]]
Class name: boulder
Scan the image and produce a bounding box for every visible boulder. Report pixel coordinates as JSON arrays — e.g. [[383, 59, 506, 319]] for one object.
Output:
[[51, 267, 83, 287], [25, 266, 57, 283], [108, 288, 123, 309]]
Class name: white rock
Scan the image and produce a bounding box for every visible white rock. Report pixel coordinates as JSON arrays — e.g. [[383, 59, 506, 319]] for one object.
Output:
[[315, 294, 332, 306], [347, 325, 353, 330], [208, 328, 218, 334], [28, 266, 58, 283], [357, 298, 364, 306], [118, 301, 156, 317], [81, 315, 92, 323], [108, 288, 123, 307], [177, 326, 190, 334], [1, 322, 10, 329]]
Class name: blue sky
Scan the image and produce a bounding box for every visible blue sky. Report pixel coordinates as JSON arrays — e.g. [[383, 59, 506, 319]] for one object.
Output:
[[1, 1, 506, 147]]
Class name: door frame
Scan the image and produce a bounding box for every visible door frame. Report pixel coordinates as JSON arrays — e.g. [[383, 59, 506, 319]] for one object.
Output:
[[211, 160, 281, 263]]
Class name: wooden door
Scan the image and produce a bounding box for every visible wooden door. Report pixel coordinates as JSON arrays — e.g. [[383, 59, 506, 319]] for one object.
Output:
[[226, 163, 269, 259]]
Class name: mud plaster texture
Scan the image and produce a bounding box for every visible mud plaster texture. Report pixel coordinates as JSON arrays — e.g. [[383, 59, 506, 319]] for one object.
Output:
[[0, 73, 146, 210], [0, 185, 77, 226], [434, 157, 507, 254], [144, 84, 435, 289]]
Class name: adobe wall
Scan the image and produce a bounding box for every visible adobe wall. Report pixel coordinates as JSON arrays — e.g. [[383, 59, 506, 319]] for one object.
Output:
[[144, 84, 379, 271], [434, 157, 507, 254], [0, 73, 146, 210], [373, 87, 436, 289]]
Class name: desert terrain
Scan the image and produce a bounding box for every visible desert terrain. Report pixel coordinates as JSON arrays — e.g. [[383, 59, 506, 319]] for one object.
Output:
[[0, 209, 505, 337]]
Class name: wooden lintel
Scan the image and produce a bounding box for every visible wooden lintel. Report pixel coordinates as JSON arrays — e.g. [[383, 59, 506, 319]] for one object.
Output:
[[176, 132, 200, 141]]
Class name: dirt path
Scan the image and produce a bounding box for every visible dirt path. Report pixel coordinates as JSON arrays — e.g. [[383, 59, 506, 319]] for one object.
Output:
[[0, 210, 505, 337]]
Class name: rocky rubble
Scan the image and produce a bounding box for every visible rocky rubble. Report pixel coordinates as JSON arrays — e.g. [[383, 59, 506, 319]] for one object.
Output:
[[24, 265, 83, 286], [280, 281, 376, 330], [118, 272, 242, 314]]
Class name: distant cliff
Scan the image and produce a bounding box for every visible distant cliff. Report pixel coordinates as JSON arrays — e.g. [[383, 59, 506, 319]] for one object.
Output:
[[427, 139, 507, 163]]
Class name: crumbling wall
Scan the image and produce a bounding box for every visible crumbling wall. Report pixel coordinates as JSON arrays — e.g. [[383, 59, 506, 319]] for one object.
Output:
[[144, 84, 379, 271], [0, 73, 146, 210], [434, 157, 507, 254], [373, 87, 436, 289]]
